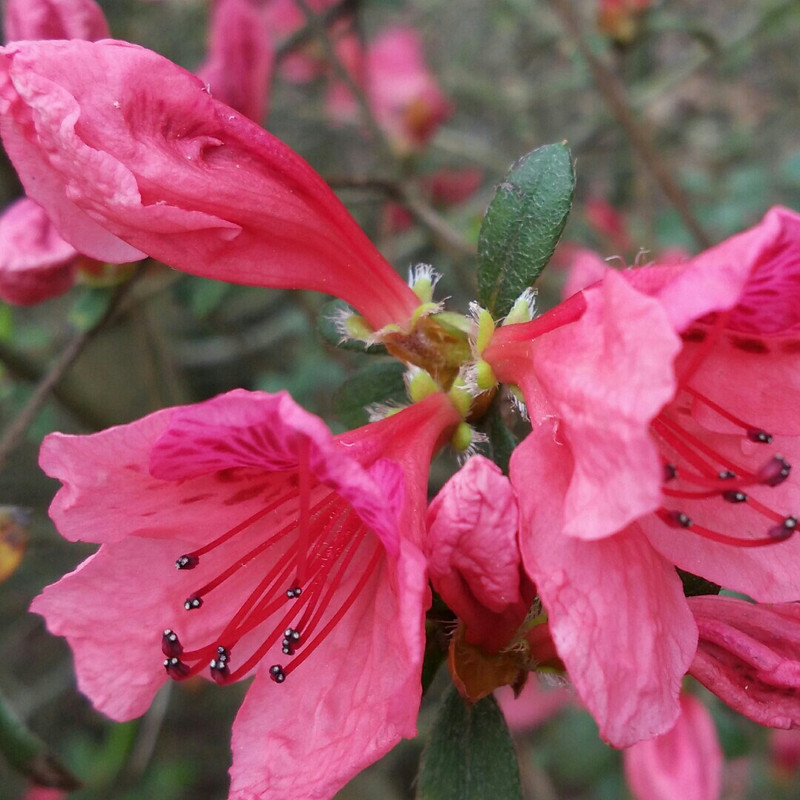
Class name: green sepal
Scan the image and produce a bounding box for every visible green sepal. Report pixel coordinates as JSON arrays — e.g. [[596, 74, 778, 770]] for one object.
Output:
[[68, 286, 116, 332], [477, 143, 575, 318], [331, 361, 407, 429], [317, 300, 387, 354], [416, 684, 522, 800]]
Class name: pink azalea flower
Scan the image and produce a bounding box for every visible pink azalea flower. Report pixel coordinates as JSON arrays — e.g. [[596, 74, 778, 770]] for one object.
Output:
[[0, 39, 421, 330], [3, 0, 109, 41], [32, 388, 461, 799], [327, 26, 451, 155], [0, 197, 80, 304], [689, 594, 800, 728], [196, 0, 274, 125], [483, 206, 800, 746], [365, 27, 451, 155], [623, 692, 722, 800]]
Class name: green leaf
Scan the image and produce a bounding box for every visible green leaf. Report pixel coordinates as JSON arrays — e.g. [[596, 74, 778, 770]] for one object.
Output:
[[317, 300, 387, 354], [477, 143, 575, 318], [417, 684, 522, 800], [68, 286, 116, 331], [0, 686, 80, 790], [331, 361, 407, 429], [486, 403, 519, 475]]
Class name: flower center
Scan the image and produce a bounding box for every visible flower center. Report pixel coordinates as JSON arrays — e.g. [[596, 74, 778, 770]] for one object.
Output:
[[160, 457, 382, 685], [652, 323, 795, 548]]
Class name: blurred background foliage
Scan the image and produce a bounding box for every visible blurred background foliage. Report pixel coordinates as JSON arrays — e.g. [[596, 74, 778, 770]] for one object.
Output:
[[2, 0, 800, 797]]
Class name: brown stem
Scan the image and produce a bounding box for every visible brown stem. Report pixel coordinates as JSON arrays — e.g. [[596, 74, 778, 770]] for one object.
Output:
[[327, 176, 476, 259], [0, 279, 136, 473], [548, 0, 713, 249]]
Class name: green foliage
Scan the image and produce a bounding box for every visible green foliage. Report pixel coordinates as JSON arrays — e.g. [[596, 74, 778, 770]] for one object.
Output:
[[477, 143, 575, 318], [417, 685, 522, 800], [331, 361, 407, 429]]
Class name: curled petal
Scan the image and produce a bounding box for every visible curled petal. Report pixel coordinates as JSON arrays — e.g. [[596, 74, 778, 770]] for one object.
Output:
[[689, 595, 800, 728], [0, 40, 420, 329], [426, 455, 526, 651]]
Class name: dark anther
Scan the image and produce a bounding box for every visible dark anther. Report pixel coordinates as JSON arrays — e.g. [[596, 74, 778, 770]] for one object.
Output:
[[269, 664, 286, 684], [665, 510, 693, 528], [663, 464, 677, 482], [282, 627, 302, 655], [286, 587, 302, 599], [769, 516, 798, 542], [164, 656, 190, 679], [717, 470, 736, 480], [184, 596, 203, 611], [758, 456, 792, 487], [175, 554, 199, 570], [747, 429, 774, 444], [161, 629, 183, 657], [722, 490, 748, 504], [210, 658, 230, 684], [215, 646, 230, 664]]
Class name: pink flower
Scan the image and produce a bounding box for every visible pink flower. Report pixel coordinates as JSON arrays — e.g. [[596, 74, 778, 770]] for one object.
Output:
[[0, 197, 80, 304], [623, 693, 722, 800], [0, 39, 421, 331], [483, 206, 800, 746], [196, 0, 274, 125], [689, 595, 800, 728], [23, 788, 67, 800], [32, 388, 460, 799], [327, 26, 451, 155], [4, 0, 109, 41], [365, 27, 451, 154]]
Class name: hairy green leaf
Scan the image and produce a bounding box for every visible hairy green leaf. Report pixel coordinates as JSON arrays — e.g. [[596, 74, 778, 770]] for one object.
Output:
[[477, 143, 574, 318]]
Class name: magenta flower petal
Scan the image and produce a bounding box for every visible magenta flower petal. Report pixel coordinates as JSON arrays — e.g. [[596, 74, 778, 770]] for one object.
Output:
[[511, 425, 697, 747], [0, 197, 78, 304], [623, 693, 722, 800], [4, 0, 109, 41], [0, 40, 420, 329], [426, 455, 527, 651]]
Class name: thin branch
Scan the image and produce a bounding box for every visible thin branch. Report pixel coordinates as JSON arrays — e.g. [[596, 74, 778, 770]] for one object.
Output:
[[548, 0, 713, 249], [0, 279, 136, 473], [327, 176, 476, 259], [275, 0, 357, 63]]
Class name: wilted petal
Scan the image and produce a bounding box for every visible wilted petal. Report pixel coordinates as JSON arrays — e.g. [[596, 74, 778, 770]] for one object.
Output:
[[426, 456, 526, 651]]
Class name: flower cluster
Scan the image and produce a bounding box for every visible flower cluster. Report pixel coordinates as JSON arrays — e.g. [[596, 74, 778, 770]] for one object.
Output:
[[1, 4, 799, 799]]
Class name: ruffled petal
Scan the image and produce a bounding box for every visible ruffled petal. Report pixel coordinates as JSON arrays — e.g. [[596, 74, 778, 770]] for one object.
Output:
[[426, 456, 525, 650], [528, 270, 681, 540], [512, 426, 697, 747]]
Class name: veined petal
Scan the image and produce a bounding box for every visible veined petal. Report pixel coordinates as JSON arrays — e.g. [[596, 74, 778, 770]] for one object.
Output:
[[511, 426, 697, 747], [529, 271, 681, 540]]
